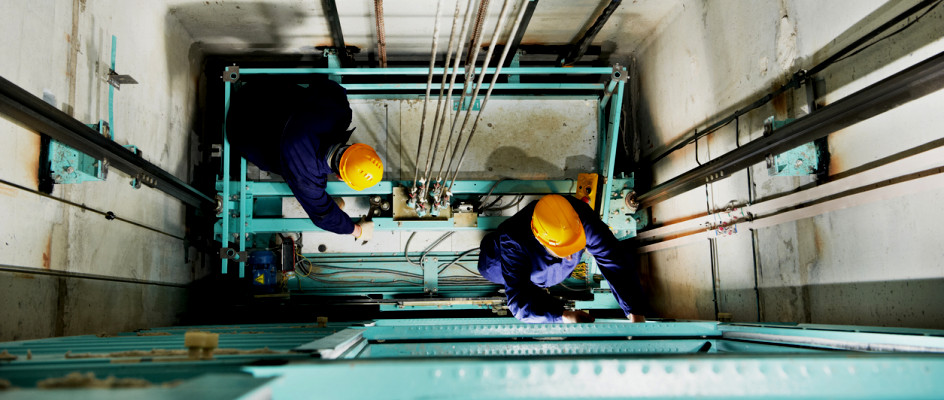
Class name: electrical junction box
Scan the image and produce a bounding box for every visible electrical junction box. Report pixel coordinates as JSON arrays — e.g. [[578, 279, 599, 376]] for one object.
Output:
[[576, 173, 599, 210]]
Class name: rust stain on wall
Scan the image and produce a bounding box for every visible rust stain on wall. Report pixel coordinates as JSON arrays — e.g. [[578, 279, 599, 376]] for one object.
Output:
[[25, 133, 41, 185], [42, 235, 52, 269], [771, 90, 789, 119], [0, 185, 17, 197]]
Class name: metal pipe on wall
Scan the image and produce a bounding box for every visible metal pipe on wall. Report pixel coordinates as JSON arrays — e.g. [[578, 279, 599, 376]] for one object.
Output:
[[636, 49, 944, 209], [0, 75, 214, 209]]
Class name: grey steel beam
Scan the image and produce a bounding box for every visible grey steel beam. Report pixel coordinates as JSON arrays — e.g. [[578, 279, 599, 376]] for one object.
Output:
[[0, 75, 215, 208], [501, 0, 538, 67], [321, 0, 354, 66], [558, 0, 621, 66], [637, 49, 944, 209]]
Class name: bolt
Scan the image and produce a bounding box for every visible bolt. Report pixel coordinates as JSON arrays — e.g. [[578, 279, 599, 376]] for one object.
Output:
[[64, 167, 74, 173], [232, 233, 239, 239]]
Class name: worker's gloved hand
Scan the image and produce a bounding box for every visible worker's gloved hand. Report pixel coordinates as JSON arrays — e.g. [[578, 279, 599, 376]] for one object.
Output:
[[562, 310, 595, 323], [354, 220, 374, 241], [628, 313, 646, 323]]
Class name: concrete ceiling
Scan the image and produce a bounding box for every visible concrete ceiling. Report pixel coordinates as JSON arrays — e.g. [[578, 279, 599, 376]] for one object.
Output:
[[168, 0, 682, 60]]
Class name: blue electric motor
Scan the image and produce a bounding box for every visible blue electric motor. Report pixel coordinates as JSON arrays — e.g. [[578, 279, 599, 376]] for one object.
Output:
[[248, 250, 277, 293]]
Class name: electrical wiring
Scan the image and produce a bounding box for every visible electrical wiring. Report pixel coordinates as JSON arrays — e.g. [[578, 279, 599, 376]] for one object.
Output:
[[314, 269, 423, 279], [834, 0, 943, 64], [477, 177, 508, 211], [296, 258, 423, 279], [483, 195, 525, 212], [557, 280, 589, 292], [437, 247, 480, 273], [441, 263, 481, 277], [404, 231, 455, 266], [300, 275, 424, 286]]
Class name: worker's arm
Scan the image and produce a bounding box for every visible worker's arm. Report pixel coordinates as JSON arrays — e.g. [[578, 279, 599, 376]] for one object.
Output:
[[279, 122, 356, 236], [579, 205, 646, 318], [498, 238, 567, 323], [288, 178, 356, 235]]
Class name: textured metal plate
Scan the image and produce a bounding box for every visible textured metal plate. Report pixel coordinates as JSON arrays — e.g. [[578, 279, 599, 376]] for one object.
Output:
[[361, 320, 721, 340], [247, 355, 944, 399], [365, 339, 714, 358]]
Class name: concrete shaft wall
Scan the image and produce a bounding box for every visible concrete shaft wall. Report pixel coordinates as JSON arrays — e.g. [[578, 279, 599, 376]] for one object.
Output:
[[634, 0, 944, 328], [0, 0, 205, 340]]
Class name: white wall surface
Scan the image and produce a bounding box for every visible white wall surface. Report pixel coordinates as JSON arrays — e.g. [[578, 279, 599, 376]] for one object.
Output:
[[635, 0, 944, 328], [0, 0, 206, 340]]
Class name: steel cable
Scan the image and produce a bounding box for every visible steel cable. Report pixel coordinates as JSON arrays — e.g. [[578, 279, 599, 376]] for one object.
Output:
[[430, 0, 490, 186], [438, 0, 514, 186], [412, 0, 444, 189], [420, 0, 479, 195], [446, 0, 529, 194]]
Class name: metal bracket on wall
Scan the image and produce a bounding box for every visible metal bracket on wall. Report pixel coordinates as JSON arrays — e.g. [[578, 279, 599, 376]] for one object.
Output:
[[48, 121, 110, 184], [220, 247, 248, 263], [764, 117, 827, 176], [106, 69, 138, 90], [605, 173, 646, 240], [223, 65, 240, 82]]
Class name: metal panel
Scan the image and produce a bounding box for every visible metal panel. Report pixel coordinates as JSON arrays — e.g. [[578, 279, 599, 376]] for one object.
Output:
[[247, 216, 508, 232], [236, 67, 613, 76], [364, 339, 714, 358], [246, 355, 944, 399], [720, 324, 944, 352], [360, 320, 722, 340], [294, 328, 365, 359]]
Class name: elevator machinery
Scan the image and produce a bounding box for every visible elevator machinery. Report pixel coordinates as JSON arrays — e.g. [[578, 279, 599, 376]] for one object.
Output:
[[213, 57, 642, 315]]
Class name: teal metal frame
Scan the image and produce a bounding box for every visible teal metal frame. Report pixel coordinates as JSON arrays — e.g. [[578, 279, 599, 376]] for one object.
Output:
[[215, 65, 631, 309], [3, 318, 944, 398]]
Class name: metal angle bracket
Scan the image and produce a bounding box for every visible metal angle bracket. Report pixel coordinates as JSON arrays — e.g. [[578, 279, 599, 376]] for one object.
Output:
[[47, 121, 110, 184], [294, 328, 366, 359], [106, 69, 138, 90], [611, 64, 628, 82], [223, 65, 240, 82], [220, 247, 248, 263]]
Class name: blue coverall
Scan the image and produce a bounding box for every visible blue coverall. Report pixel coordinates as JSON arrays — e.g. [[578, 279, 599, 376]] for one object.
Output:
[[225, 79, 355, 235], [478, 196, 645, 323]]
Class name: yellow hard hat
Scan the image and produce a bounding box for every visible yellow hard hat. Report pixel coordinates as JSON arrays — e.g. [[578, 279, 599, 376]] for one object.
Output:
[[530, 194, 586, 258], [338, 143, 383, 191]]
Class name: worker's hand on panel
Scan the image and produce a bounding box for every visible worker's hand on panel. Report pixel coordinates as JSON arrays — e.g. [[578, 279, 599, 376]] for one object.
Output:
[[628, 313, 646, 323], [355, 220, 375, 241], [562, 310, 595, 323]]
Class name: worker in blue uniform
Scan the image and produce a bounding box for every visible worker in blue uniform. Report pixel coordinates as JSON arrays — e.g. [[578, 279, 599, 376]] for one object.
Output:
[[478, 194, 646, 323], [225, 78, 383, 240]]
